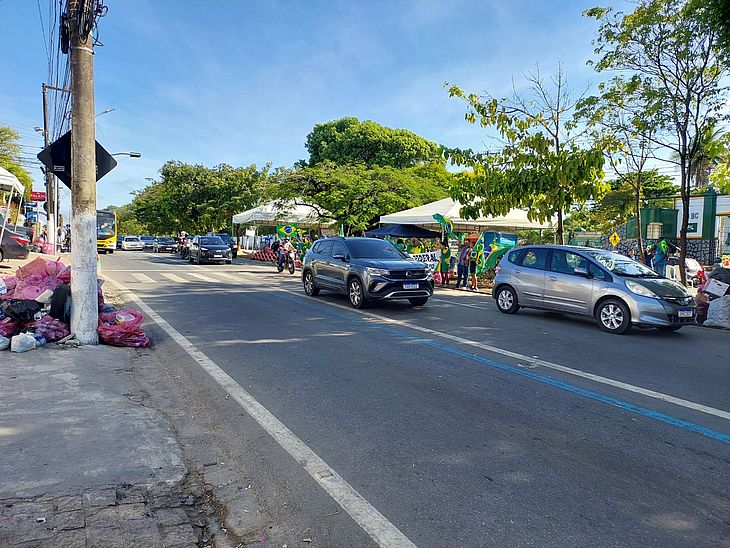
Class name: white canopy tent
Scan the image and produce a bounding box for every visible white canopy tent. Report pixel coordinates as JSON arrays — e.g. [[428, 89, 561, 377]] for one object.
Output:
[[379, 198, 554, 232], [232, 201, 331, 228], [0, 166, 26, 245]]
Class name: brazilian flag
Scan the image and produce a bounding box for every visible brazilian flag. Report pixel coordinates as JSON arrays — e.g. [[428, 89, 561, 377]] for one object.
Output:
[[432, 213, 456, 239], [484, 240, 510, 271], [471, 233, 485, 271], [277, 224, 297, 239]]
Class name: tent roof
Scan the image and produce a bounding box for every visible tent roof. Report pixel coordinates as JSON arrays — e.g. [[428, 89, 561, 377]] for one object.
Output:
[[364, 223, 442, 239], [232, 201, 331, 228], [379, 198, 553, 231], [0, 166, 26, 197]]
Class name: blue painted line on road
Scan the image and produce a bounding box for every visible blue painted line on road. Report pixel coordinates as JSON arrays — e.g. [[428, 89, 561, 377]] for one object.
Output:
[[269, 289, 730, 444], [365, 323, 730, 446]]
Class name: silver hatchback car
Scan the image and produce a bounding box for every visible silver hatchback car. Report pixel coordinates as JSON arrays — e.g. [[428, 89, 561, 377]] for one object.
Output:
[[492, 245, 696, 334]]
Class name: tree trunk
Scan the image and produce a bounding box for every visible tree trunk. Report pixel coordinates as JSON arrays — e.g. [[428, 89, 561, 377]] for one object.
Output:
[[678, 161, 689, 286], [556, 210, 564, 245], [635, 183, 645, 263]]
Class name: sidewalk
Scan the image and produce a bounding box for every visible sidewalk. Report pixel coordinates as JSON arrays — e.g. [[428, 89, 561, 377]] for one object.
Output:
[[0, 345, 199, 547]]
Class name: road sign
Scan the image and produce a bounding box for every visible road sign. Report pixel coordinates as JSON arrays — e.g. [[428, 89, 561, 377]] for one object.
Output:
[[609, 232, 621, 247], [30, 191, 46, 202], [36, 130, 117, 189]]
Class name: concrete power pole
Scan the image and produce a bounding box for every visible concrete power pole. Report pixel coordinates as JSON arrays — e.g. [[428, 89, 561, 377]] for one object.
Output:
[[69, 0, 99, 344], [41, 83, 56, 251]]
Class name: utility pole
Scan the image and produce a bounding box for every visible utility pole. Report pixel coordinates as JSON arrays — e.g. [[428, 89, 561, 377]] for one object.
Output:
[[41, 83, 56, 250], [69, 0, 99, 344]]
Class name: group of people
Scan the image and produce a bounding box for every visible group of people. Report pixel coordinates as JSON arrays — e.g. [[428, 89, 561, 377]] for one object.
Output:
[[625, 238, 673, 275], [435, 239, 479, 291]]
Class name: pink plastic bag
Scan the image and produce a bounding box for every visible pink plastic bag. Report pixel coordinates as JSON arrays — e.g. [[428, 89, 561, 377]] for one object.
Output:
[[29, 315, 70, 342], [97, 309, 150, 347], [13, 257, 67, 300], [433, 272, 442, 285], [0, 317, 20, 338]]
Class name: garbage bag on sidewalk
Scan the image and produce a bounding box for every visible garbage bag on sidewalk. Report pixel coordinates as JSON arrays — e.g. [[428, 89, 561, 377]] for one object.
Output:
[[704, 295, 730, 329], [0, 317, 20, 338], [0, 299, 42, 323], [29, 315, 70, 342], [12, 257, 68, 300], [0, 335, 9, 350], [98, 309, 150, 348], [10, 333, 36, 353]]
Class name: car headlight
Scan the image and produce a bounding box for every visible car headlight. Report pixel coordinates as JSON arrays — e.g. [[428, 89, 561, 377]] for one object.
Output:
[[200, 247, 209, 252], [365, 267, 390, 277], [625, 280, 658, 298]]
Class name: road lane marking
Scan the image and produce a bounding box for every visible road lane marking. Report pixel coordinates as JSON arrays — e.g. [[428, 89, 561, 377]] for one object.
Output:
[[160, 273, 187, 283], [431, 297, 485, 310], [131, 272, 156, 284], [188, 273, 218, 282], [241, 271, 730, 423], [210, 272, 240, 281], [106, 278, 416, 548]]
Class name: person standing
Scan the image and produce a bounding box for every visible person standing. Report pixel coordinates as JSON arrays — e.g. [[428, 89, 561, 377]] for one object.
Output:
[[468, 245, 479, 291], [437, 240, 451, 287], [653, 238, 669, 276], [457, 240, 471, 289]]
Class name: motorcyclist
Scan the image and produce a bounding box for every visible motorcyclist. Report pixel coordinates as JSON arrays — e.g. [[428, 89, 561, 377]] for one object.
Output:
[[278, 237, 293, 269]]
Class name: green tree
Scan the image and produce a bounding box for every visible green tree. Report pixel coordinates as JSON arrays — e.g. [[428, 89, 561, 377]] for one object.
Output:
[[0, 126, 33, 198], [273, 162, 449, 234], [104, 204, 148, 235], [304, 117, 441, 168], [129, 161, 269, 235], [445, 66, 607, 244], [704, 0, 730, 57], [585, 0, 729, 284]]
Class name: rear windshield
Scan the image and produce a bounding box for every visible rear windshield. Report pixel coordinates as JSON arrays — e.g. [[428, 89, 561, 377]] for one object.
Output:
[[347, 239, 407, 259], [200, 237, 224, 245]]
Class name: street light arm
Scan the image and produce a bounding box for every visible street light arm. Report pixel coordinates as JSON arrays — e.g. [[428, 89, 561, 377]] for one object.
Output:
[[111, 152, 142, 158]]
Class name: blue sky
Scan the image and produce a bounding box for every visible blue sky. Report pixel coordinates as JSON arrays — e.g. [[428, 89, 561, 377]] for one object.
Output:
[[0, 0, 627, 219]]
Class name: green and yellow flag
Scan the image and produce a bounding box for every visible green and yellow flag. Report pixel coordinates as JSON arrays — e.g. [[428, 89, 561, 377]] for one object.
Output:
[[432, 213, 456, 239], [471, 233, 485, 271], [484, 239, 510, 271], [276, 224, 298, 239]]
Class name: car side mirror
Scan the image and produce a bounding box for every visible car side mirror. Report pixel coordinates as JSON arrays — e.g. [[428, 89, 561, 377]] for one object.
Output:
[[332, 253, 347, 261], [574, 266, 591, 278]]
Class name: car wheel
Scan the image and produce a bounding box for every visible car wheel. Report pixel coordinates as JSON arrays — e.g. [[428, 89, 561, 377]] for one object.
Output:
[[108, 249, 114, 254], [409, 297, 428, 306], [225, 260, 232, 264], [303, 271, 320, 296], [348, 277, 366, 309], [0, 248, 4, 262], [495, 286, 519, 314], [596, 299, 632, 334], [188, 255, 194, 264], [658, 325, 682, 333]]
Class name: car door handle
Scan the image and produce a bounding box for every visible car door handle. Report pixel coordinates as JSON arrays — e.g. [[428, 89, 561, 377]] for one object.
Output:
[[548, 276, 558, 281]]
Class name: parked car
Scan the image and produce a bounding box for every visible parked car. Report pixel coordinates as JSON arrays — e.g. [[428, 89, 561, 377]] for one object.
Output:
[[121, 236, 145, 251], [207, 232, 238, 258], [492, 245, 696, 334], [189, 235, 232, 264], [301, 236, 433, 308], [140, 235, 155, 250], [153, 236, 176, 253], [0, 227, 30, 262]]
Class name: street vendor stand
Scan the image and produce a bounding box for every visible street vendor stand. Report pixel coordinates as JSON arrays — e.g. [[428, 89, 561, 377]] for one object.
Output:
[[0, 166, 26, 251]]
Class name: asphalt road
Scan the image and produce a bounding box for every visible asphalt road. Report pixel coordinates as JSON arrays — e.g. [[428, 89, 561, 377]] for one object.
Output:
[[102, 250, 730, 548]]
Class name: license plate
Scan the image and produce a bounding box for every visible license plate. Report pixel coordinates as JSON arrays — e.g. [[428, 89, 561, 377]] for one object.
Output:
[[214, 254, 222, 258], [403, 282, 419, 290], [677, 308, 693, 318]]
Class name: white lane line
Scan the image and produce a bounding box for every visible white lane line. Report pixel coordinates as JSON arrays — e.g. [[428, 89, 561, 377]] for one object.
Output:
[[431, 297, 485, 310], [131, 272, 156, 284], [188, 273, 218, 282], [106, 278, 415, 548], [160, 272, 187, 283], [240, 272, 730, 422], [210, 272, 240, 281]]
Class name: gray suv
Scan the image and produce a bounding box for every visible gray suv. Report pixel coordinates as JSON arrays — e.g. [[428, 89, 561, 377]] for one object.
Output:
[[493, 245, 696, 334], [301, 237, 433, 308]]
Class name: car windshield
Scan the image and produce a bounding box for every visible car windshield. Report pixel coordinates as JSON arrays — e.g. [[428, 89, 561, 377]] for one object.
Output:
[[141, 236, 154, 241], [158, 238, 174, 243], [216, 234, 233, 243], [583, 250, 660, 278], [347, 239, 408, 259], [200, 237, 224, 246], [125, 237, 140, 242]]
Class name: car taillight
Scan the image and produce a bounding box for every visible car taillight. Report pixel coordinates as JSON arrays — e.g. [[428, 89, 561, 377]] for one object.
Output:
[[10, 236, 29, 246]]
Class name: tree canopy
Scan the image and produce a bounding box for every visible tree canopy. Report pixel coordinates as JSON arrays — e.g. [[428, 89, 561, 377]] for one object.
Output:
[[304, 117, 441, 168], [0, 126, 33, 198], [444, 67, 607, 244], [273, 162, 450, 234], [128, 161, 269, 235]]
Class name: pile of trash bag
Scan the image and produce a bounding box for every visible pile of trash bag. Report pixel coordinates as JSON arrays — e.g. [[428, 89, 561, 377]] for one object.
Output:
[[1, 256, 150, 351], [696, 264, 730, 328]]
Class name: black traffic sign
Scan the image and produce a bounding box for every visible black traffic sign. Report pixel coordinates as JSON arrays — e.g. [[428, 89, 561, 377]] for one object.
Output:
[[37, 131, 117, 189]]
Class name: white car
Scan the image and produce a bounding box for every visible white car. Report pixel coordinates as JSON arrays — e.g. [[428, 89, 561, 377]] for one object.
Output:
[[121, 236, 145, 251]]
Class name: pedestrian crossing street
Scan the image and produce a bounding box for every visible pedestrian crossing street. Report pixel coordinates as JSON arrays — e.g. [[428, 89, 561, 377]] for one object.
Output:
[[106, 269, 277, 286]]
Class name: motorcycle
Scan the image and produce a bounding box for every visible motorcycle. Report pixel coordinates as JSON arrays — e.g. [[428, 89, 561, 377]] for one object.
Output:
[[277, 249, 297, 275], [178, 238, 191, 260]]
